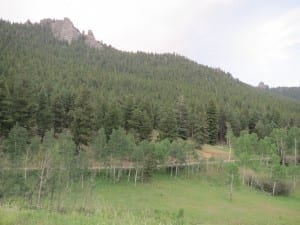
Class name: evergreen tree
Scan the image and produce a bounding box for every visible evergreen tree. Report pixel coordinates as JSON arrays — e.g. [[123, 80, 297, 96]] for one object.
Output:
[[206, 100, 218, 145], [159, 108, 177, 141], [128, 108, 152, 141], [0, 78, 14, 135], [52, 95, 64, 136], [176, 96, 189, 140], [103, 103, 122, 138], [12, 80, 36, 130], [193, 118, 207, 147], [71, 90, 94, 151], [36, 89, 53, 142]]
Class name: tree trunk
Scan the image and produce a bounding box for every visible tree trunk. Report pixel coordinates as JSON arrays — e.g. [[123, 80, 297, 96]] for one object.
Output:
[[295, 137, 297, 166], [128, 168, 131, 182], [170, 166, 173, 177], [175, 166, 178, 177], [37, 151, 48, 208], [250, 176, 253, 190], [294, 138, 297, 191], [228, 138, 232, 161], [117, 168, 122, 182], [243, 168, 246, 185], [187, 160, 190, 178], [229, 173, 234, 201], [81, 173, 84, 190], [280, 137, 285, 165], [272, 181, 276, 196], [37, 166, 45, 208], [24, 148, 29, 181], [134, 167, 138, 187], [113, 167, 116, 183]]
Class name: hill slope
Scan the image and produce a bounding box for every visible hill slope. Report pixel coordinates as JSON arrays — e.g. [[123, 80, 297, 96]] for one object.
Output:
[[271, 87, 300, 102], [0, 18, 300, 142]]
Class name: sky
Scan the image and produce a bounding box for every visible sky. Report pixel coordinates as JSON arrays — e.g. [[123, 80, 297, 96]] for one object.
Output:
[[0, 0, 299, 87]]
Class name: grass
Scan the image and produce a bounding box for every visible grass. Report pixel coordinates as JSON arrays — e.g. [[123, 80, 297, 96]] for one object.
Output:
[[0, 174, 299, 225]]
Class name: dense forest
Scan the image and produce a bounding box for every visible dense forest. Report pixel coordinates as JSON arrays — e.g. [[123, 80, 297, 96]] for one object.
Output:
[[271, 87, 300, 102], [0, 19, 299, 146], [0, 18, 300, 213]]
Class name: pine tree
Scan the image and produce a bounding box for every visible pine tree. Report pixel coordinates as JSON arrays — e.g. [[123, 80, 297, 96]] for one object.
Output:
[[0, 78, 14, 135], [103, 103, 122, 138], [71, 90, 94, 152], [52, 95, 64, 136], [206, 100, 218, 145], [159, 109, 177, 141], [12, 80, 36, 131], [194, 116, 207, 147], [176, 96, 189, 140], [37, 90, 53, 142]]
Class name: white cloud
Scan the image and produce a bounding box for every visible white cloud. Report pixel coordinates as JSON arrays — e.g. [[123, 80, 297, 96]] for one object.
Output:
[[241, 8, 300, 65]]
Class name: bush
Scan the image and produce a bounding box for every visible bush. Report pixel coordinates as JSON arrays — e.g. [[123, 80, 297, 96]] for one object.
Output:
[[254, 177, 292, 196]]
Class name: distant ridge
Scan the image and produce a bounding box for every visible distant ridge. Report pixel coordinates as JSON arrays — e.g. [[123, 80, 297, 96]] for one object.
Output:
[[271, 86, 300, 102]]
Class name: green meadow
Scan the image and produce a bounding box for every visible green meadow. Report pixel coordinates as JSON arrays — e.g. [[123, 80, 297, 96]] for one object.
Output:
[[1, 175, 299, 225]]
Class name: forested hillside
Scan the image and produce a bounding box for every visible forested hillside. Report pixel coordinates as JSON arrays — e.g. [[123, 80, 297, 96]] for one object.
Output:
[[271, 87, 300, 102], [0, 19, 300, 147]]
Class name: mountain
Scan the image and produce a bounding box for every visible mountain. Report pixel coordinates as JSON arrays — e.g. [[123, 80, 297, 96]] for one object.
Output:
[[0, 18, 300, 143], [270, 87, 300, 102]]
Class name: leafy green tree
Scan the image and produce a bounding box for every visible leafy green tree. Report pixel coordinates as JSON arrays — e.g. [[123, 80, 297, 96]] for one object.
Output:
[[234, 131, 259, 184], [4, 123, 29, 161], [139, 140, 156, 181], [270, 128, 288, 164], [224, 163, 240, 200], [154, 139, 171, 165], [206, 100, 218, 145], [92, 128, 107, 160]]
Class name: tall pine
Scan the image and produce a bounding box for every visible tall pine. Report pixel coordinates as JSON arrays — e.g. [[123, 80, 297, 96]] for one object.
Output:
[[206, 100, 218, 145]]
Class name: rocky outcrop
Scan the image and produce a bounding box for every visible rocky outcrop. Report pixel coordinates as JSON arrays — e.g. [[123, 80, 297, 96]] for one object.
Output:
[[41, 17, 80, 44], [40, 17, 102, 49], [85, 30, 102, 49], [258, 82, 269, 90]]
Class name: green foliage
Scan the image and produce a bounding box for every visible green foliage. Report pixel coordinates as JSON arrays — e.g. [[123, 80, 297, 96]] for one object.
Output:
[[106, 127, 135, 160], [92, 128, 107, 160], [36, 89, 53, 141], [225, 163, 240, 186], [4, 123, 29, 160], [0, 20, 300, 146], [206, 100, 218, 145], [176, 96, 189, 140], [52, 94, 64, 136], [71, 90, 94, 150], [159, 109, 177, 141]]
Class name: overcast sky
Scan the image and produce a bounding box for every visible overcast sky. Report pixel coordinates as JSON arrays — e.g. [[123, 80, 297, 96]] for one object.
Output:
[[0, 0, 299, 87]]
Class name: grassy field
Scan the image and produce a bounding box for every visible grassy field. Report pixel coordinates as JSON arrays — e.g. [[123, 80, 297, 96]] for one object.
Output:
[[0, 174, 299, 225]]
